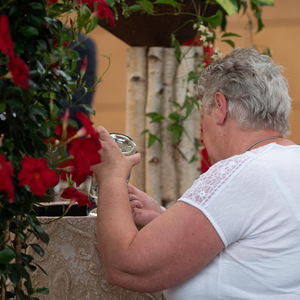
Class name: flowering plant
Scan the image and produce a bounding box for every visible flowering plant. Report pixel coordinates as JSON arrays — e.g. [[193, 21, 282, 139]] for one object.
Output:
[[0, 0, 116, 298]]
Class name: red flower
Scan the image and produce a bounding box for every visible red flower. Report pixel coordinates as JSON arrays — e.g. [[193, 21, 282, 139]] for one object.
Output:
[[0, 15, 14, 57], [80, 56, 87, 77], [76, 0, 115, 27], [61, 187, 93, 208], [76, 111, 100, 141], [69, 137, 101, 165], [8, 53, 30, 90], [18, 157, 59, 197], [54, 123, 78, 142], [59, 136, 101, 187], [200, 123, 211, 173], [60, 158, 93, 187], [203, 45, 214, 68], [0, 154, 15, 203], [47, 0, 58, 6], [51, 37, 69, 48]]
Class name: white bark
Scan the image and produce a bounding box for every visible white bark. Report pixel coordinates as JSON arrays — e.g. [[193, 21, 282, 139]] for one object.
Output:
[[175, 46, 198, 196], [145, 47, 164, 204], [125, 46, 204, 203], [160, 48, 178, 207], [193, 46, 204, 179], [126, 47, 147, 190]]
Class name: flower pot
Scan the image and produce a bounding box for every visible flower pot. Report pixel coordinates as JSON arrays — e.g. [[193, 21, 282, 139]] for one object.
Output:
[[98, 0, 219, 47]]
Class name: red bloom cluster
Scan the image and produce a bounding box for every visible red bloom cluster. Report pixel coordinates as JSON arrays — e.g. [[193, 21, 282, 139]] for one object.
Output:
[[47, 0, 58, 6], [76, 0, 115, 27], [0, 15, 14, 56], [0, 154, 15, 203], [0, 15, 30, 90], [61, 187, 93, 208], [18, 157, 59, 197], [59, 111, 101, 187], [80, 56, 88, 78]]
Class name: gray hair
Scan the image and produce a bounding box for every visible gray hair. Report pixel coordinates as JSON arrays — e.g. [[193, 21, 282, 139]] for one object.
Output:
[[198, 48, 291, 135]]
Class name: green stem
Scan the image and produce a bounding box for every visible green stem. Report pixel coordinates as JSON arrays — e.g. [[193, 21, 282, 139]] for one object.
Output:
[[13, 216, 23, 300]]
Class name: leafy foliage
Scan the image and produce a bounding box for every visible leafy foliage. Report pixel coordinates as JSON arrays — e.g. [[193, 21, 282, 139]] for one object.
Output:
[[0, 0, 112, 298]]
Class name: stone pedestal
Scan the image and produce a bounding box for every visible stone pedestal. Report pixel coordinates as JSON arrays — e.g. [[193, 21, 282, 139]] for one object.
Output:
[[29, 216, 165, 300]]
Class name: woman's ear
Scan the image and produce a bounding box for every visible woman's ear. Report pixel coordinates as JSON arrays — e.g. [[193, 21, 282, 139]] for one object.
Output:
[[214, 92, 227, 125]]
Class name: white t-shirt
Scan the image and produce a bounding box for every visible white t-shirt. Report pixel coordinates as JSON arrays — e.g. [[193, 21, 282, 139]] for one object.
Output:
[[165, 143, 300, 300]]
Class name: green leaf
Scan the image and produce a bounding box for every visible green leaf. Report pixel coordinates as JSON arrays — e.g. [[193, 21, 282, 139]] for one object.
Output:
[[0, 248, 15, 264], [27, 264, 37, 272], [35, 287, 49, 295], [167, 123, 183, 143], [14, 230, 27, 243], [29, 105, 48, 120], [33, 224, 50, 244], [214, 0, 239, 15], [19, 26, 39, 38], [28, 2, 44, 10], [4, 98, 24, 110], [27, 13, 45, 27], [146, 112, 165, 123], [221, 32, 241, 38], [20, 253, 33, 265], [0, 102, 6, 113], [189, 154, 198, 163], [30, 244, 45, 257], [33, 262, 48, 276], [186, 96, 199, 110], [169, 112, 184, 121], [24, 279, 34, 295], [172, 100, 181, 109], [148, 133, 162, 148], [184, 101, 193, 118], [221, 39, 235, 48], [194, 138, 200, 150], [8, 265, 21, 287], [251, 0, 274, 5], [203, 10, 223, 29], [171, 35, 181, 64], [78, 104, 96, 115], [128, 0, 154, 14], [141, 129, 149, 135], [153, 0, 181, 9]]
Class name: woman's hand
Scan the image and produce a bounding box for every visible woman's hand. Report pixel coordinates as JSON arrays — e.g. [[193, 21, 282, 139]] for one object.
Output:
[[92, 126, 141, 185], [128, 183, 165, 228]]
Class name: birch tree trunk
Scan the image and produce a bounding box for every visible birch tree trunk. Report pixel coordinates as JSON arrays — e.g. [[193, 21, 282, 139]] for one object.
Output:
[[126, 47, 147, 191], [193, 46, 204, 175], [160, 48, 178, 207], [175, 46, 198, 197], [125, 45, 203, 205], [145, 47, 163, 203]]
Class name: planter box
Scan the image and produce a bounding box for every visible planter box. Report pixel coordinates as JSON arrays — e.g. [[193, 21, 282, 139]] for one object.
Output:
[[98, 1, 219, 46], [29, 216, 165, 299]]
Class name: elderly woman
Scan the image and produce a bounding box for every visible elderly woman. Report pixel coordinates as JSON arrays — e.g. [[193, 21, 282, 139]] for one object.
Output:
[[93, 48, 300, 299]]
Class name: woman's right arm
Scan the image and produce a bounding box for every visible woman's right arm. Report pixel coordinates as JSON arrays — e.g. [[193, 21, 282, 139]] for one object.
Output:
[[128, 183, 165, 228]]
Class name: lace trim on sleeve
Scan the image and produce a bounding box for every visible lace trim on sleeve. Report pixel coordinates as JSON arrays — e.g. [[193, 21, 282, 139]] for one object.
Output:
[[179, 151, 256, 208]]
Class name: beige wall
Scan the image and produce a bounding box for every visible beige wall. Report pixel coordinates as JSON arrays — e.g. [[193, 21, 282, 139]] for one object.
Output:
[[88, 0, 300, 143]]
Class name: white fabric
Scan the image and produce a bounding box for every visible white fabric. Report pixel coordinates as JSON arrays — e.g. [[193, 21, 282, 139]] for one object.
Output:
[[165, 143, 300, 300]]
